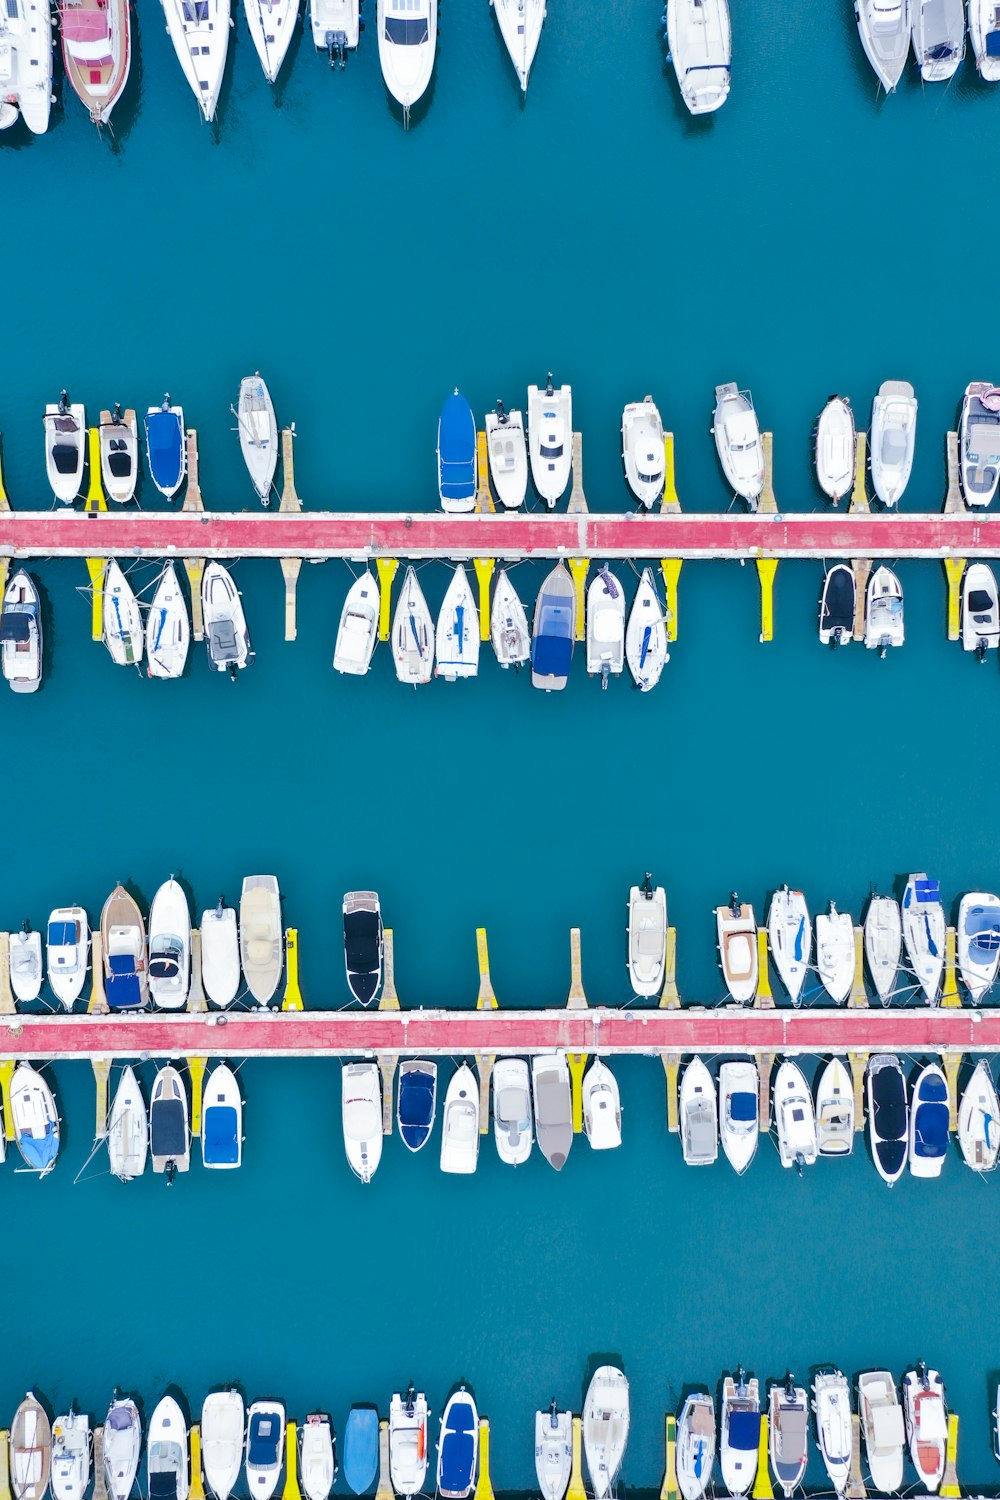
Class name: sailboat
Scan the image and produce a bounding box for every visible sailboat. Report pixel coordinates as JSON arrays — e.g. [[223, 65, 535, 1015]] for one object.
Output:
[[534, 1405, 571, 1500], [958, 1059, 1000, 1171], [162, 0, 232, 121], [99, 406, 139, 502], [10, 1064, 60, 1174], [103, 1400, 141, 1500], [902, 872, 945, 1002], [103, 560, 144, 668], [146, 563, 190, 679], [586, 568, 625, 687], [389, 1390, 427, 1500], [235, 374, 278, 503], [50, 1411, 91, 1500], [60, 0, 130, 122], [485, 401, 527, 508], [531, 562, 575, 691], [864, 894, 901, 1003], [583, 1368, 629, 1500], [244, 0, 299, 81], [490, 568, 530, 669], [970, 0, 1000, 72], [666, 0, 731, 112], [144, 397, 186, 498], [766, 887, 810, 1004], [912, 0, 964, 77], [676, 1394, 715, 1500], [108, 1065, 148, 1181], [392, 566, 434, 684], [334, 572, 380, 675], [436, 565, 479, 680], [491, 0, 545, 90], [815, 901, 854, 1004], [625, 567, 668, 689]]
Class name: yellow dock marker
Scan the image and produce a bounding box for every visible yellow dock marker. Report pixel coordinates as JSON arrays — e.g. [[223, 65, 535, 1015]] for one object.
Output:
[[848, 1053, 868, 1132], [759, 432, 778, 514], [943, 557, 966, 643], [660, 1414, 678, 1500], [752, 1414, 773, 1500], [847, 928, 868, 1008], [566, 1418, 586, 1500], [941, 926, 961, 1007], [567, 433, 588, 514], [475, 927, 498, 1132], [375, 1421, 393, 1500], [92, 1429, 108, 1500], [280, 428, 300, 511], [851, 560, 871, 642], [476, 432, 494, 513], [566, 927, 588, 1133], [939, 1414, 960, 1498], [943, 431, 964, 514], [0, 437, 9, 506], [86, 427, 105, 509], [940, 1050, 962, 1131], [849, 432, 869, 513], [0, 1435, 11, 1500], [188, 930, 207, 1013], [660, 927, 680, 1008], [92, 1059, 111, 1140], [281, 1423, 301, 1500], [474, 1421, 495, 1500], [754, 928, 775, 1010], [662, 434, 681, 514], [282, 928, 303, 1011], [188, 1056, 207, 1138], [0, 934, 13, 1016], [660, 559, 682, 643], [84, 427, 108, 642], [377, 558, 399, 642], [758, 1053, 774, 1132], [0, 1060, 16, 1141], [845, 1414, 867, 1500], [86, 555, 105, 642], [756, 558, 778, 644], [473, 558, 495, 641], [89, 931, 108, 1014], [378, 928, 400, 1135], [182, 429, 206, 642], [568, 557, 589, 642], [189, 1428, 205, 1500]]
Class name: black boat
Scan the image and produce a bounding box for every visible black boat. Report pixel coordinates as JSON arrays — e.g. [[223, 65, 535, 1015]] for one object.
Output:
[[819, 563, 855, 646], [866, 1054, 908, 1185], [343, 890, 383, 1005]]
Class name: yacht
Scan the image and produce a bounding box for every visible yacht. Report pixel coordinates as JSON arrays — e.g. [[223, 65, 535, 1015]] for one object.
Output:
[[857, 1372, 904, 1493], [108, 1065, 148, 1181], [816, 901, 854, 1004], [902, 871, 945, 1001], [586, 568, 625, 687], [957, 891, 1000, 1000], [970, 0, 1000, 72], [962, 562, 1000, 657], [341, 1060, 383, 1182], [768, 1380, 808, 1499], [103, 559, 144, 667], [712, 384, 764, 507], [627, 874, 667, 996], [9, 923, 42, 1003], [716, 896, 757, 1004], [309, 0, 359, 65], [245, 0, 299, 80], [815, 397, 856, 504], [909, 1062, 949, 1178], [202, 1391, 245, 1500], [812, 1371, 851, 1496], [144, 396, 186, 498], [867, 1054, 907, 1185], [240, 874, 282, 1004], [774, 1060, 818, 1170], [148, 877, 191, 1010], [334, 572, 380, 675], [103, 1400, 141, 1500], [245, 1402, 285, 1500], [162, 0, 231, 120], [45, 393, 85, 503], [1, 569, 42, 692], [299, 1414, 335, 1500], [436, 1390, 478, 1500], [621, 396, 665, 506], [819, 563, 855, 645], [389, 1391, 426, 1500], [854, 0, 911, 88], [50, 1412, 90, 1500], [870, 380, 917, 507], [392, 565, 435, 684], [202, 1062, 242, 1169], [148, 1396, 188, 1500], [531, 561, 575, 691], [583, 1368, 629, 1500], [203, 562, 252, 674], [485, 401, 527, 509], [397, 1059, 437, 1152], [903, 1368, 947, 1492], [959, 383, 1000, 505], [440, 1063, 480, 1174], [436, 564, 479, 680], [676, 1394, 715, 1500], [534, 1405, 571, 1500], [957, 1058, 1000, 1171], [490, 567, 530, 669], [376, 0, 436, 119], [582, 1059, 622, 1151], [720, 1373, 759, 1497], [47, 905, 90, 1008], [815, 1057, 854, 1157], [11, 1396, 51, 1500], [491, 0, 545, 90], [60, 0, 130, 122], [719, 1060, 758, 1174], [150, 1064, 190, 1179], [201, 899, 241, 1007], [343, 890, 383, 1004], [680, 1057, 718, 1166], [864, 894, 901, 1003], [235, 374, 278, 503], [492, 1056, 532, 1165], [865, 565, 904, 655], [912, 0, 964, 77], [666, 0, 731, 112], [532, 1053, 572, 1171], [146, 562, 190, 680], [625, 567, 668, 690], [0, 0, 52, 132], [528, 375, 572, 506], [766, 886, 810, 1004], [99, 405, 138, 502], [9, 1064, 60, 1174], [437, 390, 477, 513]]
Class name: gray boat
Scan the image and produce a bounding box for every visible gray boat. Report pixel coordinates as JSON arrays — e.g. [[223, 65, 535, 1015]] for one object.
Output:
[[531, 1053, 573, 1171], [531, 562, 576, 692]]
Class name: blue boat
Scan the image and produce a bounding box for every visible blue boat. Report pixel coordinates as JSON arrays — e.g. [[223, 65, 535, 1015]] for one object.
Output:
[[343, 1406, 379, 1494], [437, 391, 477, 512], [397, 1060, 437, 1152], [909, 1063, 950, 1178], [144, 396, 186, 499], [436, 1390, 478, 1500], [531, 562, 576, 691]]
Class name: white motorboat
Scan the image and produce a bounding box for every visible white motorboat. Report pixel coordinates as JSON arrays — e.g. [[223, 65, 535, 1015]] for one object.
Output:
[[676, 1395, 715, 1500], [10, 1063, 59, 1173], [240, 875, 282, 1004], [870, 381, 917, 508], [970, 0, 1000, 72], [342, 1060, 383, 1182], [627, 875, 667, 995], [625, 567, 668, 690], [148, 1397, 188, 1500], [235, 374, 278, 503], [9, 924, 42, 1003], [812, 1371, 851, 1497], [0, 0, 53, 133], [46, 905, 90, 1008], [586, 568, 625, 687], [10, 1396, 51, 1500], [103, 1400, 141, 1500], [202, 1062, 242, 1169], [1, 569, 42, 693], [392, 565, 435, 684], [666, 0, 730, 110], [203, 562, 252, 674], [583, 1367, 629, 1500], [492, 1056, 532, 1165], [388, 1392, 426, 1500], [150, 1063, 190, 1178], [864, 894, 901, 1003], [773, 1060, 817, 1170], [720, 1373, 759, 1498], [912, 0, 964, 76], [44, 393, 85, 503], [819, 563, 855, 646], [376, 0, 435, 118], [108, 1065, 148, 1181], [621, 396, 665, 506], [957, 1058, 1000, 1171], [436, 1391, 477, 1500], [146, 562, 190, 679], [712, 384, 764, 508], [148, 877, 191, 1010], [909, 1062, 949, 1179], [299, 1414, 335, 1500], [202, 1391, 245, 1500], [485, 402, 527, 508], [245, 1402, 285, 1500], [532, 1052, 573, 1171], [532, 562, 575, 691], [865, 565, 904, 655], [815, 397, 856, 504], [162, 0, 231, 121], [99, 406, 138, 503], [815, 1057, 854, 1157], [719, 1060, 758, 1174], [490, 567, 530, 669], [491, 0, 545, 90], [534, 1405, 571, 1500], [144, 397, 186, 498], [680, 1057, 717, 1166], [903, 1368, 947, 1492], [99, 886, 147, 1019], [244, 0, 299, 80], [50, 1412, 90, 1500], [816, 902, 854, 1004], [528, 375, 572, 506], [582, 1059, 622, 1151], [959, 383, 1000, 504], [201, 899, 241, 1007], [768, 1380, 808, 1500], [103, 559, 144, 667], [854, 0, 910, 88], [957, 891, 1000, 1001], [902, 872, 945, 1002], [858, 1373, 904, 1494], [962, 562, 1000, 657], [766, 886, 810, 1004], [867, 1054, 908, 1185], [334, 572, 379, 675], [436, 564, 479, 680], [716, 897, 757, 1004], [309, 0, 359, 63], [440, 1063, 480, 1174]]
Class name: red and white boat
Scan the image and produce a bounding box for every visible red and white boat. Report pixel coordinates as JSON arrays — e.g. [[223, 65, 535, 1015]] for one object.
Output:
[[59, 0, 130, 124], [902, 1367, 947, 1493]]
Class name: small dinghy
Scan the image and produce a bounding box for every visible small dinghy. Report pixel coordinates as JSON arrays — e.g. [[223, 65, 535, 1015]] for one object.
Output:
[[912, 0, 964, 77], [627, 874, 667, 996], [962, 562, 1000, 657], [10, 1064, 59, 1174], [343, 890, 383, 1004], [485, 401, 527, 509], [44, 393, 86, 504], [768, 1379, 808, 1499], [712, 384, 764, 508], [816, 902, 854, 1004], [528, 375, 572, 506], [388, 1391, 426, 1500], [958, 1059, 1000, 1171], [244, 0, 298, 82], [492, 0, 545, 90], [970, 0, 1000, 74], [774, 1061, 817, 1170], [815, 397, 856, 504], [582, 1059, 622, 1151], [855, 0, 910, 88], [47, 905, 90, 1009], [202, 1062, 242, 1170], [766, 886, 810, 1004], [440, 1063, 480, 1175], [666, 0, 731, 112], [201, 899, 241, 1007], [343, 1407, 378, 1495], [392, 566, 434, 684], [490, 568, 530, 669], [240, 875, 282, 1004], [99, 406, 138, 503], [9, 924, 42, 1003], [815, 1057, 854, 1157], [622, 396, 665, 506], [586, 568, 625, 686], [148, 877, 191, 1010], [108, 1065, 148, 1181], [103, 560, 144, 667], [532, 1053, 573, 1171], [677, 1394, 715, 1500], [150, 1064, 191, 1181], [50, 1412, 90, 1500], [235, 374, 278, 503], [162, 0, 231, 120], [716, 896, 757, 1004], [300, 1414, 335, 1500], [902, 872, 945, 1002], [680, 1057, 718, 1166], [864, 894, 901, 1003], [436, 565, 479, 681], [103, 1400, 141, 1500], [909, 1062, 949, 1178], [342, 1061, 383, 1183], [437, 1391, 478, 1500], [146, 563, 190, 680], [202, 1391, 245, 1500], [203, 563, 252, 675], [583, 1368, 629, 1500], [811, 1371, 851, 1497], [867, 1054, 907, 1186], [903, 1368, 947, 1492], [958, 892, 1000, 1001], [144, 397, 186, 499], [865, 565, 904, 655], [719, 1060, 758, 1174], [11, 1396, 51, 1500], [819, 564, 855, 645], [534, 1405, 571, 1500], [959, 383, 1000, 505], [334, 573, 380, 675], [871, 381, 917, 508], [245, 1402, 285, 1500], [376, 0, 435, 116], [720, 1373, 759, 1497], [625, 567, 668, 690], [1, 570, 42, 692], [492, 1056, 533, 1165], [398, 1060, 437, 1152], [148, 1396, 188, 1500], [437, 390, 477, 513], [532, 561, 576, 691]]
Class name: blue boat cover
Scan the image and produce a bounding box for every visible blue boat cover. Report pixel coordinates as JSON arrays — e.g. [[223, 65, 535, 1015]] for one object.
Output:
[[343, 1408, 379, 1494], [150, 1475, 177, 1500], [730, 1091, 756, 1122], [914, 1100, 949, 1155], [912, 878, 941, 905], [20, 1120, 58, 1171], [532, 632, 572, 679], [399, 1068, 435, 1149], [248, 1413, 281, 1467], [988, 28, 1000, 54], [439, 1398, 476, 1496], [47, 920, 76, 945], [204, 1104, 239, 1165], [729, 1411, 760, 1451], [145, 409, 183, 490], [438, 393, 476, 504], [107, 951, 142, 1010]]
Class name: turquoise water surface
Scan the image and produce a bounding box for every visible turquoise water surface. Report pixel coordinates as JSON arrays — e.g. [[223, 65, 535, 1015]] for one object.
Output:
[[4, 0, 1000, 1494]]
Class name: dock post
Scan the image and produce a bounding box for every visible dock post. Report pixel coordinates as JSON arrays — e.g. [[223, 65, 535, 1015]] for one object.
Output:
[[941, 1050, 962, 1132], [754, 929, 775, 1009], [88, 931, 108, 1014], [566, 1418, 585, 1500], [941, 927, 961, 1007], [91, 1430, 108, 1500], [475, 928, 498, 1132], [752, 1414, 773, 1500], [473, 557, 495, 641], [939, 1414, 960, 1498], [282, 928, 303, 1011], [376, 558, 399, 642], [660, 559, 682, 643], [756, 558, 778, 644], [662, 434, 681, 513], [476, 432, 494, 513], [847, 928, 868, 1008], [188, 1055, 207, 1139], [943, 431, 965, 514], [374, 1421, 393, 1500], [851, 559, 871, 642], [281, 1423, 301, 1500], [182, 429, 206, 641], [188, 930, 207, 1013], [568, 557, 589, 642], [567, 433, 588, 513], [849, 432, 869, 513], [0, 934, 13, 1015], [566, 927, 588, 1133], [378, 928, 400, 1136], [85, 426, 107, 642], [92, 1058, 111, 1140], [848, 1053, 868, 1132], [659, 1414, 678, 1500], [845, 1414, 867, 1499], [943, 557, 966, 643], [189, 1427, 205, 1500], [0, 1060, 15, 1141], [473, 1421, 495, 1500]]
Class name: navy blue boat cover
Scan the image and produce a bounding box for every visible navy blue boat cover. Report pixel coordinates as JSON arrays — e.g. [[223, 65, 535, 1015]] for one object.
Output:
[[151, 1099, 186, 1157], [729, 1411, 760, 1451], [107, 952, 142, 1011], [399, 1068, 435, 1148], [248, 1413, 281, 1467], [145, 409, 183, 488], [438, 393, 476, 504]]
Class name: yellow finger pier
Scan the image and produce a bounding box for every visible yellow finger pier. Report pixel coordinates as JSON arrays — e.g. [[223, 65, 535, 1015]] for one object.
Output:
[[85, 425, 107, 641], [565, 928, 588, 1132]]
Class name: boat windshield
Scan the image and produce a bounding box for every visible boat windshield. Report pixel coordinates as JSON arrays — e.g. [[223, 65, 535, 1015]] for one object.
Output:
[[540, 442, 563, 459], [384, 15, 428, 44]]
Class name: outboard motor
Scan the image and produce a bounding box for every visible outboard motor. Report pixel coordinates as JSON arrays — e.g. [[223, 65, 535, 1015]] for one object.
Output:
[[600, 662, 609, 691], [496, 398, 508, 425], [326, 28, 347, 67]]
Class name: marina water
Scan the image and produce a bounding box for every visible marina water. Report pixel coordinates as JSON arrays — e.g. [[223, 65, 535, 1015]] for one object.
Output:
[[3, 0, 1000, 1493]]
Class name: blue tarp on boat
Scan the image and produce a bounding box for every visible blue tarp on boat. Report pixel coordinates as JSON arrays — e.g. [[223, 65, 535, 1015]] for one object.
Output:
[[145, 408, 183, 491], [107, 952, 142, 1011], [532, 595, 574, 682], [343, 1407, 379, 1494], [47, 920, 76, 946], [248, 1412, 281, 1466], [399, 1066, 436, 1150], [437, 392, 476, 505], [19, 1121, 58, 1171], [203, 1104, 239, 1166], [439, 1395, 477, 1497], [728, 1410, 760, 1451], [730, 1091, 756, 1122]]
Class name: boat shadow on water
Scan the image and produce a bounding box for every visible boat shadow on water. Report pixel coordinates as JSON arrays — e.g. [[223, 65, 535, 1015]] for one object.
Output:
[[98, 8, 145, 153]]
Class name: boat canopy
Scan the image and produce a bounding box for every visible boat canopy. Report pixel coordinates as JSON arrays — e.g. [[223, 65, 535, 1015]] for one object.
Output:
[[729, 1091, 756, 1123], [145, 410, 183, 486], [151, 1099, 186, 1156], [107, 952, 142, 1010], [686, 1102, 715, 1158], [344, 1408, 379, 1493], [204, 1104, 239, 1165], [872, 1065, 906, 1138], [150, 1474, 178, 1500], [914, 1093, 949, 1156], [0, 613, 32, 642], [248, 1413, 281, 1465], [108, 1407, 135, 1433], [965, 905, 1000, 951], [909, 878, 941, 906], [870, 1404, 904, 1447], [728, 1411, 760, 1451], [345, 910, 380, 970], [399, 1068, 435, 1143], [18, 1119, 57, 1170], [915, 1394, 948, 1440], [47, 920, 79, 946], [208, 621, 240, 662]]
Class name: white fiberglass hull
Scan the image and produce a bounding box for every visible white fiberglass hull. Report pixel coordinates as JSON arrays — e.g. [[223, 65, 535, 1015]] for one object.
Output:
[[108, 1065, 148, 1181], [148, 878, 191, 1009], [202, 1391, 245, 1500], [528, 380, 572, 506], [492, 0, 544, 90], [146, 562, 190, 679], [958, 1059, 1000, 1171], [815, 397, 856, 503], [583, 1368, 629, 1500], [436, 564, 479, 680], [485, 408, 527, 508], [815, 907, 854, 1004], [376, 0, 435, 110], [587, 571, 626, 684], [870, 381, 917, 508], [864, 895, 901, 1002], [99, 408, 138, 502], [392, 566, 435, 683], [667, 0, 731, 113], [621, 398, 665, 505], [766, 887, 810, 1003], [490, 568, 530, 668], [245, 0, 298, 81], [162, 0, 231, 121], [774, 1061, 817, 1168], [626, 568, 668, 689], [103, 560, 144, 668], [334, 572, 379, 675], [719, 1060, 758, 1174], [240, 875, 282, 1004], [201, 904, 241, 1006], [815, 1058, 854, 1157], [236, 374, 278, 499]]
